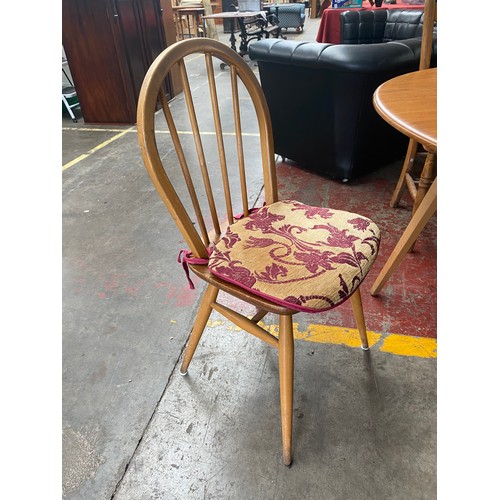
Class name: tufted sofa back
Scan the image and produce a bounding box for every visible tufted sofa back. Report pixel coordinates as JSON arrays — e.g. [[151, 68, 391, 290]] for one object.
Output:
[[340, 9, 427, 44], [248, 34, 437, 180]]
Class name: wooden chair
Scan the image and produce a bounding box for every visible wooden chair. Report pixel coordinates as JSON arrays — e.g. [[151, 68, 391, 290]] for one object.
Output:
[[389, 0, 437, 229], [137, 38, 381, 466]]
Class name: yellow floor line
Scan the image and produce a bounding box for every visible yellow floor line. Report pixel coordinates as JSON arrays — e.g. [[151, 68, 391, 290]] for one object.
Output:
[[62, 127, 134, 172], [206, 319, 437, 359], [62, 127, 259, 136], [62, 127, 260, 171], [62, 127, 135, 133]]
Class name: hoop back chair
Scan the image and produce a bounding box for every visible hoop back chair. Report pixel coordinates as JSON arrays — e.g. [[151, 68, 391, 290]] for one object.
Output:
[[137, 38, 381, 465]]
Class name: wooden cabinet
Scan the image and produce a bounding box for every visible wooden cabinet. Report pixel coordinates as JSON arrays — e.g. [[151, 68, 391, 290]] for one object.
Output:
[[62, 0, 177, 124]]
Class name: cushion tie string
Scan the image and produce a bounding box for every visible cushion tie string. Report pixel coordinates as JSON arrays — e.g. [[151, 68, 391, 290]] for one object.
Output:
[[177, 249, 211, 289], [178, 205, 263, 289]]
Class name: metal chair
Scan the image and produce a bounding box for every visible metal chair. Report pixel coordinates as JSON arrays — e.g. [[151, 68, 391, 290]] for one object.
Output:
[[62, 67, 79, 123]]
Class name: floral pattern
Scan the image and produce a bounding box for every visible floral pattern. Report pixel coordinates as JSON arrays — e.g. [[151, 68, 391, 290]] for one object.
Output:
[[208, 200, 380, 312]]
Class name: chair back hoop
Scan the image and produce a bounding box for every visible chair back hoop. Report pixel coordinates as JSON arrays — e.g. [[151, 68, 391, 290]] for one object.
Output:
[[137, 38, 278, 260], [419, 0, 436, 70]]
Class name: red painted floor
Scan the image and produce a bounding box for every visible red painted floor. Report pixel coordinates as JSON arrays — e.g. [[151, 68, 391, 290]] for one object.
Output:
[[275, 159, 437, 339]]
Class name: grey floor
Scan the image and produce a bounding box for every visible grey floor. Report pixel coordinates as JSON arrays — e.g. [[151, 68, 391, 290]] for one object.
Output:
[[62, 17, 438, 500]]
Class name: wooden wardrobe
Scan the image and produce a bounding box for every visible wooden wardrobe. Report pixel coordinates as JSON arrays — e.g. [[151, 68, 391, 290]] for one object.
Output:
[[62, 0, 178, 124]]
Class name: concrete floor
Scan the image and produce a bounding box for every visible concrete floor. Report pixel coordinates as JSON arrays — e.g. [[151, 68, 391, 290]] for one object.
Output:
[[62, 16, 436, 500]]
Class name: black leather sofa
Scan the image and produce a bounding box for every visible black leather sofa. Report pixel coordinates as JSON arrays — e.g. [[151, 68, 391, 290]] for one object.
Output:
[[248, 9, 437, 181]]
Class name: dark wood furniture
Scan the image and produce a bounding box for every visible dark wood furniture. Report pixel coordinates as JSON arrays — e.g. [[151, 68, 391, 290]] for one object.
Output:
[[173, 5, 207, 40], [203, 10, 280, 61], [62, 0, 177, 124]]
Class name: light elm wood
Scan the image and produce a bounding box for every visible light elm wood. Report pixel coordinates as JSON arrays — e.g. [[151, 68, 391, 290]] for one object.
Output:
[[371, 179, 437, 296], [371, 68, 437, 296], [389, 0, 437, 217], [419, 0, 436, 71], [350, 288, 369, 350], [251, 309, 268, 323], [278, 314, 294, 466], [137, 38, 374, 465], [373, 69, 436, 153], [211, 302, 279, 348], [180, 284, 219, 375]]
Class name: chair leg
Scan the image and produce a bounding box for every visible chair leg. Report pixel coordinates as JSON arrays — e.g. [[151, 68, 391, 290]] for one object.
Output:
[[412, 152, 436, 215], [62, 94, 77, 122], [179, 284, 219, 375], [350, 288, 369, 350], [407, 152, 436, 253], [278, 314, 294, 466], [251, 309, 268, 323], [390, 138, 419, 208]]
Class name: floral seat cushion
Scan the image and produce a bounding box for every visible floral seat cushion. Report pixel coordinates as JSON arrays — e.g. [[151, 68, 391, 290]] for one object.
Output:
[[208, 200, 381, 312]]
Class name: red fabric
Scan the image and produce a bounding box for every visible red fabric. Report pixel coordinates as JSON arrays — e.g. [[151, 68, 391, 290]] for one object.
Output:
[[316, 1, 424, 44]]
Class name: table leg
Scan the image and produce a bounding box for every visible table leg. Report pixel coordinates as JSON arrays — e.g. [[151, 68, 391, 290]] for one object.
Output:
[[229, 18, 237, 52], [413, 152, 436, 216], [370, 178, 437, 296], [407, 150, 436, 253]]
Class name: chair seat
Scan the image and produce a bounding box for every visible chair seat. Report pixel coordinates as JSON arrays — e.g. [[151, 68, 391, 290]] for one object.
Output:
[[209, 200, 380, 312]]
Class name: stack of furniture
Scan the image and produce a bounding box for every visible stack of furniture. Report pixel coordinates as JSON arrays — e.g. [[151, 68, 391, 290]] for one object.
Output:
[[173, 4, 207, 40], [248, 9, 436, 181]]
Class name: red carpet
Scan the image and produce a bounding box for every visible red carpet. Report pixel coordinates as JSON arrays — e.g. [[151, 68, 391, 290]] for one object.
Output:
[[276, 159, 436, 339]]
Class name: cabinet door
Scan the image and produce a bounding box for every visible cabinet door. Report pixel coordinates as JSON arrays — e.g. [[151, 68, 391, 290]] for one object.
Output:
[[62, 0, 172, 124], [62, 0, 134, 124], [110, 0, 153, 119], [137, 0, 173, 99], [110, 0, 172, 114], [139, 0, 167, 65]]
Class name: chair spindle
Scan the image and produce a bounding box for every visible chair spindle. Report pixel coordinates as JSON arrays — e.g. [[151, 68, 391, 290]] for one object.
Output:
[[230, 65, 250, 218], [179, 58, 222, 241], [205, 53, 234, 225]]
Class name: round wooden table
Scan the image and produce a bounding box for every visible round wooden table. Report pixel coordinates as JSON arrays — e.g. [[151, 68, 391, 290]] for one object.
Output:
[[370, 67, 437, 296]]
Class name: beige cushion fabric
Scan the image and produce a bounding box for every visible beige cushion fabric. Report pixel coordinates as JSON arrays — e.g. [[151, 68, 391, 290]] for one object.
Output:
[[208, 200, 380, 312]]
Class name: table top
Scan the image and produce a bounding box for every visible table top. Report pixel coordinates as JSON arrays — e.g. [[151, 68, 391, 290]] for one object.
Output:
[[373, 67, 436, 153], [203, 11, 266, 19], [173, 6, 205, 12]]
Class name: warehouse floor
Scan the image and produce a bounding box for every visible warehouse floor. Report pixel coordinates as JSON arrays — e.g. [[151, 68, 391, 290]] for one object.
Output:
[[61, 17, 439, 500]]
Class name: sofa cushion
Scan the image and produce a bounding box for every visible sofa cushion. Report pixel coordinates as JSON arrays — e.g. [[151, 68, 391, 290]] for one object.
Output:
[[340, 8, 425, 44], [208, 200, 380, 312], [384, 9, 425, 41], [341, 9, 389, 44]]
